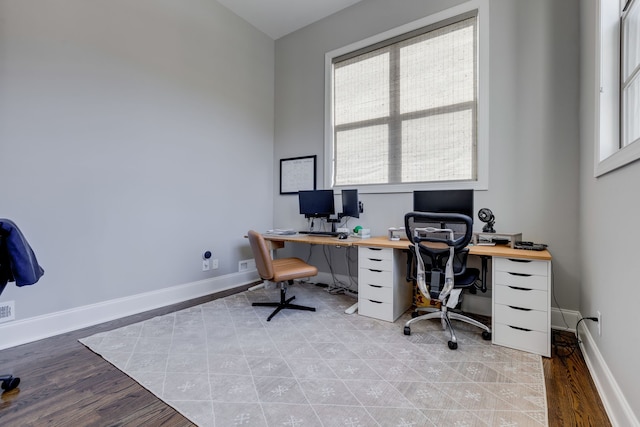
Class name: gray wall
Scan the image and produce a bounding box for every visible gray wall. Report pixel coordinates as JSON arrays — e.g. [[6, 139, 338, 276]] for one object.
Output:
[[0, 0, 274, 319], [273, 0, 581, 312], [580, 0, 640, 419]]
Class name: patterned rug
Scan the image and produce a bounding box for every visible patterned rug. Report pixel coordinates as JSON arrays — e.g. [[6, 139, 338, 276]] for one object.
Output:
[[79, 282, 548, 426]]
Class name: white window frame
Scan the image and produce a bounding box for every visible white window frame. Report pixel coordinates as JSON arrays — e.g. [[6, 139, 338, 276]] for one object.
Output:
[[595, 0, 640, 176], [324, 0, 489, 193]]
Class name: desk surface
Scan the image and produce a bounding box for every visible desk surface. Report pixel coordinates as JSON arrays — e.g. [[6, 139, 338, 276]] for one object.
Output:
[[263, 233, 552, 260], [263, 233, 360, 247]]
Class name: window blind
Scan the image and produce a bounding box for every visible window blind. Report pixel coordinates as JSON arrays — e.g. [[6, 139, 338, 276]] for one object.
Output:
[[332, 13, 478, 187]]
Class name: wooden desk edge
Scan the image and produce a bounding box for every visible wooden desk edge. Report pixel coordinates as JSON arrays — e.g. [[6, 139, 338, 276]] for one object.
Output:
[[262, 233, 358, 247], [468, 244, 552, 260], [261, 234, 551, 260]]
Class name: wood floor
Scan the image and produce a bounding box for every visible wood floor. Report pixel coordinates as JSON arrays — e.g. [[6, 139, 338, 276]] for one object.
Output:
[[0, 286, 611, 427]]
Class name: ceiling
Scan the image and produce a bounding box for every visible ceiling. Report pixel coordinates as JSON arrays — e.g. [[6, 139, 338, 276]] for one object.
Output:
[[215, 0, 363, 40]]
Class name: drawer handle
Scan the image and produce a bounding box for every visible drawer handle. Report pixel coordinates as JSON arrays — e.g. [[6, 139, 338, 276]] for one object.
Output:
[[508, 258, 532, 263], [368, 300, 383, 304], [368, 258, 383, 262], [368, 269, 383, 273], [508, 305, 532, 311], [368, 248, 383, 251], [508, 286, 532, 291], [508, 272, 532, 277], [368, 284, 383, 288], [509, 325, 532, 332]]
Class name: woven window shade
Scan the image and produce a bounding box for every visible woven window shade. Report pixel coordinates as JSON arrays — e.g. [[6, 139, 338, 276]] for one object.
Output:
[[332, 14, 477, 186]]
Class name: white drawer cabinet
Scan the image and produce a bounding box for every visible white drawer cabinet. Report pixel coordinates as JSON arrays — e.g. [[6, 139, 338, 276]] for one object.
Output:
[[492, 257, 551, 357], [358, 247, 412, 322]]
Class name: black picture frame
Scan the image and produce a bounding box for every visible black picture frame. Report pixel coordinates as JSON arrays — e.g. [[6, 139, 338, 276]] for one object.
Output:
[[280, 155, 317, 194]]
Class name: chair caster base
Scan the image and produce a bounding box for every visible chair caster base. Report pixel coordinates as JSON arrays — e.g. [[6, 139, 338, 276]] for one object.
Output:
[[403, 326, 411, 336], [482, 331, 492, 340], [448, 341, 458, 350]]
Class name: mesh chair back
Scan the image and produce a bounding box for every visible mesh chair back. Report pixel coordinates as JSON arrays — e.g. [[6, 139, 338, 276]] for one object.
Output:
[[404, 212, 475, 296]]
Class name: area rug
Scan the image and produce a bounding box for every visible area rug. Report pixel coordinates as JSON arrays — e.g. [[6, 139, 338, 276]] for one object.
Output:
[[79, 282, 548, 426]]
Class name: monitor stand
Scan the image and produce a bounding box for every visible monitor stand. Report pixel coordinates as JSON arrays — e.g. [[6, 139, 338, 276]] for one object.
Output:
[[327, 214, 344, 232]]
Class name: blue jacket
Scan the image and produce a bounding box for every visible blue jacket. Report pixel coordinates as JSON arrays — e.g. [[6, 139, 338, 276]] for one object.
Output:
[[0, 219, 44, 295]]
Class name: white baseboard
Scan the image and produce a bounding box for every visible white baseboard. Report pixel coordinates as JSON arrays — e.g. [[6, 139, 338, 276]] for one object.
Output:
[[578, 317, 640, 427], [0, 270, 260, 351], [462, 293, 492, 317], [313, 272, 359, 294], [551, 306, 581, 332]]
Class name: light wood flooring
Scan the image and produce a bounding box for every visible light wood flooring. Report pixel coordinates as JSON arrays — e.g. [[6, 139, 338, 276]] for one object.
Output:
[[0, 285, 611, 426]]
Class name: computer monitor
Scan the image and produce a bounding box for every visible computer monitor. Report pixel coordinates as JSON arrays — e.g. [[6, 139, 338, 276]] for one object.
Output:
[[413, 189, 474, 220], [341, 189, 360, 218], [298, 190, 335, 218]]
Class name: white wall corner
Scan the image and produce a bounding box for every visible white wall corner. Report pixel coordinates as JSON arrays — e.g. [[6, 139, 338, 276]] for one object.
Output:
[[0, 270, 260, 351]]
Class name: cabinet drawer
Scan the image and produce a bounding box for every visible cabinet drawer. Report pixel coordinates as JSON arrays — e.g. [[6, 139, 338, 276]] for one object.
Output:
[[359, 256, 392, 271], [494, 257, 549, 276], [359, 246, 394, 261], [359, 267, 394, 287], [493, 323, 549, 356], [359, 282, 393, 302], [494, 304, 548, 332], [494, 271, 548, 291], [358, 298, 394, 322], [494, 285, 547, 311]]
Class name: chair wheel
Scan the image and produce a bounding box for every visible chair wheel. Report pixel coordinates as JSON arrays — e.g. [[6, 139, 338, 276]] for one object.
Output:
[[411, 311, 420, 318], [403, 326, 411, 336], [482, 331, 492, 340], [448, 341, 458, 350], [1, 376, 20, 391]]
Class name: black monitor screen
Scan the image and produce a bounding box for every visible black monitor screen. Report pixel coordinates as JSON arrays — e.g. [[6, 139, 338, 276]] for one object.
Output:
[[413, 190, 474, 220], [298, 190, 335, 218], [341, 189, 359, 218]]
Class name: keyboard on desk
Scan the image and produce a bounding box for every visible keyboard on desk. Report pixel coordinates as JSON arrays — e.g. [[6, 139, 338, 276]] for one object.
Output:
[[298, 231, 340, 237]]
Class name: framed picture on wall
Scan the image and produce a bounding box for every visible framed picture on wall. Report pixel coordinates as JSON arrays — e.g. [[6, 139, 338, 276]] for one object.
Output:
[[280, 155, 317, 194]]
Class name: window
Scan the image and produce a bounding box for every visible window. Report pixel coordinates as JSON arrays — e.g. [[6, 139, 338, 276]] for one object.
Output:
[[622, 0, 640, 148], [595, 0, 640, 176], [325, 1, 488, 192]]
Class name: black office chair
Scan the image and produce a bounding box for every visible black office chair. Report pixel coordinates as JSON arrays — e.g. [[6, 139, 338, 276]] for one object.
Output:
[[403, 212, 491, 349]]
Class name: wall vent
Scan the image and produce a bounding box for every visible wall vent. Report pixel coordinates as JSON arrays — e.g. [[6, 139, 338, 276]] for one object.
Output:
[[0, 301, 15, 323]]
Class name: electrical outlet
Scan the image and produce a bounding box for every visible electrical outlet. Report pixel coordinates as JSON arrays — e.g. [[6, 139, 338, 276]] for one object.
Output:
[[202, 259, 210, 271], [211, 259, 219, 269], [238, 259, 256, 272], [597, 311, 602, 336]]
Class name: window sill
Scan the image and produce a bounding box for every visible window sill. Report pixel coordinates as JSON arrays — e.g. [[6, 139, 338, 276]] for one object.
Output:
[[333, 180, 488, 194], [595, 140, 640, 177]]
